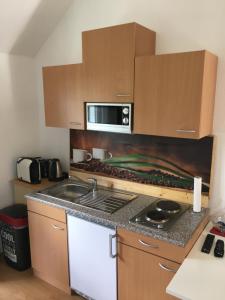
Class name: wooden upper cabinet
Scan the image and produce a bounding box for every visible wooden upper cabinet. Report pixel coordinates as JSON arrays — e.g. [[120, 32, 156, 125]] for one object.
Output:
[[134, 50, 218, 139], [82, 22, 156, 102], [42, 63, 85, 129]]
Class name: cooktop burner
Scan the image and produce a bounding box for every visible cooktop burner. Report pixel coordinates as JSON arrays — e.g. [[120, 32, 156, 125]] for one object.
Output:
[[130, 199, 190, 229], [145, 210, 169, 224], [156, 200, 181, 214]]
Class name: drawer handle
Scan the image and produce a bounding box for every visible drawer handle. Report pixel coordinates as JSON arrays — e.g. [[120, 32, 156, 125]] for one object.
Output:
[[116, 94, 131, 97], [70, 122, 82, 126], [52, 224, 64, 231], [176, 129, 196, 133], [138, 239, 159, 249], [159, 263, 177, 273]]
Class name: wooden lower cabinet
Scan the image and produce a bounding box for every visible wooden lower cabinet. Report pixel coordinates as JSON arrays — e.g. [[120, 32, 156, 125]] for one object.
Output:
[[28, 211, 70, 294], [118, 243, 180, 300]]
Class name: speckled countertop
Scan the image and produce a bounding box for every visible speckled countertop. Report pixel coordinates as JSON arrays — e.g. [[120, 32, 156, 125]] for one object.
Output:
[[25, 179, 208, 247]]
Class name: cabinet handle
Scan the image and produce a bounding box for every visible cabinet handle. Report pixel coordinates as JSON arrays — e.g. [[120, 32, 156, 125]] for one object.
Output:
[[176, 129, 196, 133], [70, 122, 82, 126], [159, 263, 177, 273], [109, 234, 117, 258], [52, 224, 64, 231], [116, 94, 131, 97], [138, 239, 159, 249]]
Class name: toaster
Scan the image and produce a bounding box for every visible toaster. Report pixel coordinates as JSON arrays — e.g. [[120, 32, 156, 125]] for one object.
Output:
[[17, 157, 41, 184]]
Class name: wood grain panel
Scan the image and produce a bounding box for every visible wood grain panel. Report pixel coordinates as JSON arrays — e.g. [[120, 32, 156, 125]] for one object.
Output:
[[43, 65, 70, 128], [27, 199, 66, 223], [118, 243, 180, 300], [0, 258, 81, 300], [199, 51, 218, 137], [42, 64, 84, 129], [117, 214, 208, 263], [134, 50, 217, 139], [13, 179, 55, 205], [70, 169, 209, 207], [66, 63, 85, 130], [28, 211, 70, 294], [82, 22, 155, 102], [135, 23, 156, 56]]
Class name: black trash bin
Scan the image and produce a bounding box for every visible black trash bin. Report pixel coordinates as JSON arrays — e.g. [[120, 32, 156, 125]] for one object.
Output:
[[0, 204, 31, 271]]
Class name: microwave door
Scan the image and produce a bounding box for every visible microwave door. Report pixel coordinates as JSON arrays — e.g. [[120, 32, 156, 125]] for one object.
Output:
[[88, 105, 123, 125], [86, 103, 131, 134]]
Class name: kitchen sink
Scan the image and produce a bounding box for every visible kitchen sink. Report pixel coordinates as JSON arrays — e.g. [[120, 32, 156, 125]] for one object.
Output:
[[38, 180, 136, 214], [75, 190, 137, 214], [38, 182, 91, 202]]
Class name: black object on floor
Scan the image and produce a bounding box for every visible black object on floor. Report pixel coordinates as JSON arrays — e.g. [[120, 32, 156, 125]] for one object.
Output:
[[0, 204, 31, 271], [201, 233, 215, 254], [214, 239, 224, 258]]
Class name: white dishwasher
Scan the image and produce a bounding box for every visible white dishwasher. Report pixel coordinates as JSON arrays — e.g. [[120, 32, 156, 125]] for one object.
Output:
[[67, 215, 117, 300]]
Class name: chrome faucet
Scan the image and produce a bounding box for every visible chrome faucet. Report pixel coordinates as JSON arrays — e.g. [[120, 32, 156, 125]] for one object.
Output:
[[88, 178, 98, 194]]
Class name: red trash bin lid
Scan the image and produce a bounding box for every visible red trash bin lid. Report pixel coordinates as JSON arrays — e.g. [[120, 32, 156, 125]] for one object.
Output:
[[0, 204, 28, 227]]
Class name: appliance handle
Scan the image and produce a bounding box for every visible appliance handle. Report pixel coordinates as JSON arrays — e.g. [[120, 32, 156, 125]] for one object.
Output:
[[17, 157, 41, 164], [51, 224, 64, 231], [159, 263, 177, 273], [109, 233, 117, 258], [138, 239, 159, 249], [176, 129, 196, 133], [70, 121, 82, 126]]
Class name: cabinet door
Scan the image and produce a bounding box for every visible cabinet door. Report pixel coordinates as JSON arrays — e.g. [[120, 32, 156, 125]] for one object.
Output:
[[118, 243, 180, 300], [134, 51, 217, 139], [42, 64, 84, 129], [43, 65, 68, 128], [83, 23, 155, 102], [28, 211, 70, 293]]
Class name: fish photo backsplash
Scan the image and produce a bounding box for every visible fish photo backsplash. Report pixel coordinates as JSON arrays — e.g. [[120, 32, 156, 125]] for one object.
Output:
[[70, 130, 214, 194]]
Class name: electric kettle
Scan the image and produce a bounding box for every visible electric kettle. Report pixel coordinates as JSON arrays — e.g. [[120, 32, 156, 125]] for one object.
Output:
[[48, 159, 63, 181]]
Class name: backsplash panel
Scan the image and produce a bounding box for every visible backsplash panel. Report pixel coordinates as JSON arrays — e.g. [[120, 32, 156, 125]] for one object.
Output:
[[70, 130, 213, 193]]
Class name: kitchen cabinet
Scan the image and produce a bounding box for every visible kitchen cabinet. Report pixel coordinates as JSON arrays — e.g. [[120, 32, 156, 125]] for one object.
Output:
[[118, 243, 180, 300], [82, 22, 156, 102], [27, 199, 70, 294], [117, 225, 208, 300], [118, 228, 183, 300], [42, 63, 84, 129], [68, 215, 117, 300], [134, 50, 218, 139], [13, 179, 55, 204]]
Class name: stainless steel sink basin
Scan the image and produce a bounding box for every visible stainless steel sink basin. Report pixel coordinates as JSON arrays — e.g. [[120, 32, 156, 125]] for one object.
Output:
[[76, 190, 137, 214], [38, 182, 91, 202], [38, 179, 136, 214]]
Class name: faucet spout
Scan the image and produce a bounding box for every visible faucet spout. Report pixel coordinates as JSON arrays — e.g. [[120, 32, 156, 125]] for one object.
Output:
[[88, 178, 98, 194]]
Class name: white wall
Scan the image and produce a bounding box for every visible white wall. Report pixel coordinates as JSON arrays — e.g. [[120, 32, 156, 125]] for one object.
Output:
[[35, 0, 225, 211], [0, 52, 39, 208]]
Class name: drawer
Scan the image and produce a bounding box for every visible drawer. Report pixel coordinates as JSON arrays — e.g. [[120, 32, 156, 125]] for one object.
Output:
[[118, 228, 185, 263], [117, 216, 208, 264], [27, 198, 66, 223]]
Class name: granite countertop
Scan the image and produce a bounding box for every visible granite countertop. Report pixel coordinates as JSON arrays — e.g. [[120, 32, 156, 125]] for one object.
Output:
[[25, 179, 208, 247]]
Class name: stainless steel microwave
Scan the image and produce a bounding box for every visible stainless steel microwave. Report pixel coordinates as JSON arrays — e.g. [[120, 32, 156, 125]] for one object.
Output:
[[86, 103, 132, 134]]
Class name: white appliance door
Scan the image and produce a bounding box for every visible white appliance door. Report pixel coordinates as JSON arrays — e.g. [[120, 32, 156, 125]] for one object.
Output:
[[68, 215, 117, 300]]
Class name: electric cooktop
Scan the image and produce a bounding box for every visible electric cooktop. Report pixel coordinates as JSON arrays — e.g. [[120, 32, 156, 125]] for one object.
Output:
[[129, 199, 190, 229]]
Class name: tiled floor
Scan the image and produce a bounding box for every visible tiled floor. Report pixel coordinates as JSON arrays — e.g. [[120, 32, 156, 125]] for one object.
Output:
[[0, 257, 83, 300]]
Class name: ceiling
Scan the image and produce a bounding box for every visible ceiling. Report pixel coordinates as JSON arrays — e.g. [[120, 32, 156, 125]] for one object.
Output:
[[0, 0, 73, 57]]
